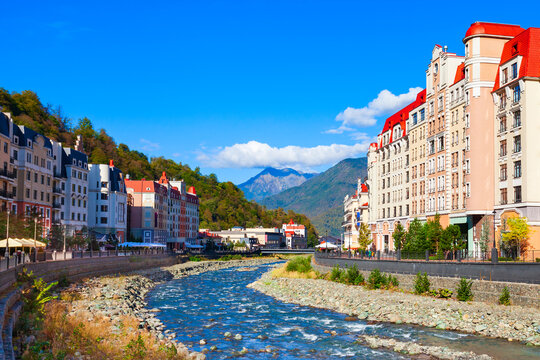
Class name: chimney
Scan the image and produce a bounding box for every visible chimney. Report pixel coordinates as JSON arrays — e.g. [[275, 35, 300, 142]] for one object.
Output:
[[109, 159, 114, 167], [444, 45, 448, 52], [75, 134, 84, 152]]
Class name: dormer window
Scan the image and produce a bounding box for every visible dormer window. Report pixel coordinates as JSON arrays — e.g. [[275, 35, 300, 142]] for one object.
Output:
[[47, 149, 51, 156], [434, 63, 439, 74], [13, 136, 18, 145], [511, 63, 518, 79], [27, 140, 32, 148], [512, 44, 518, 55], [78, 160, 82, 167], [73, 159, 76, 165], [502, 68, 508, 84]]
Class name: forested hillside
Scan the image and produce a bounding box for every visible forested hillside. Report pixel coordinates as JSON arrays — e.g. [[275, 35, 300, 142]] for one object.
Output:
[[0, 89, 318, 244]]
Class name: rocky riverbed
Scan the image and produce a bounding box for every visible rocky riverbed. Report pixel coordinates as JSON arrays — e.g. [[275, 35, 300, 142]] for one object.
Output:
[[53, 258, 279, 359], [248, 266, 540, 349]]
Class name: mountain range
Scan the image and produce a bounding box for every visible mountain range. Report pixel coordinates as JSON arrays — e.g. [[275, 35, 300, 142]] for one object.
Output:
[[261, 157, 368, 237], [238, 167, 317, 201]]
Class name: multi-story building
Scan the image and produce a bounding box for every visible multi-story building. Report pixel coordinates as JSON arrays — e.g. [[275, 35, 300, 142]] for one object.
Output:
[[126, 173, 199, 248], [210, 227, 284, 248], [282, 219, 307, 249], [0, 113, 16, 212], [51, 138, 89, 234], [367, 22, 540, 253], [342, 179, 369, 250], [491, 27, 540, 250], [368, 90, 426, 252], [88, 160, 128, 242], [12, 124, 54, 232]]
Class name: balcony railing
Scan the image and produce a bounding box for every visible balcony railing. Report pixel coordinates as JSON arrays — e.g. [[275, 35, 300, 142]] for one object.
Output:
[[0, 168, 16, 179], [0, 189, 14, 199], [52, 202, 62, 209], [53, 187, 64, 194]]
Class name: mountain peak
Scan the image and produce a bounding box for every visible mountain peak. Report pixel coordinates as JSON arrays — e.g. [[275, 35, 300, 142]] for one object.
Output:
[[238, 167, 317, 201]]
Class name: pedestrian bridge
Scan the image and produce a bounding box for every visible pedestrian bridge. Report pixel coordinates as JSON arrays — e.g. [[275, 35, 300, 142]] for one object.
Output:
[[260, 248, 315, 255]]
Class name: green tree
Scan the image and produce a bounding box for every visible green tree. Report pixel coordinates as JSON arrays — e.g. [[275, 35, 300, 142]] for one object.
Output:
[[357, 222, 372, 251], [479, 218, 491, 255], [425, 214, 443, 253], [403, 218, 428, 253], [501, 217, 530, 258], [392, 222, 406, 250]]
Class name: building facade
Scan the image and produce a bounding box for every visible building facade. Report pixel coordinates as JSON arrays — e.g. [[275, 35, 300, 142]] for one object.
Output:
[[342, 179, 369, 250], [88, 160, 128, 242], [366, 22, 540, 254]]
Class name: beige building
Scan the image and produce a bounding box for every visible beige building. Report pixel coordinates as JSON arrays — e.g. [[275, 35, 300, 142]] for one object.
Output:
[[0, 113, 16, 212], [342, 179, 369, 250]]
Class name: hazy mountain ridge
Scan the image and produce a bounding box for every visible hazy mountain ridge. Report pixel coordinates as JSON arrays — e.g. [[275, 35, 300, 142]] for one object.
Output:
[[238, 167, 317, 201], [261, 158, 368, 236]]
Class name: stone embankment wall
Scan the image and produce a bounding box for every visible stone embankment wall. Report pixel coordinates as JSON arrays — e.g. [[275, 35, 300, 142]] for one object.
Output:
[[0, 254, 179, 295], [313, 258, 540, 308]]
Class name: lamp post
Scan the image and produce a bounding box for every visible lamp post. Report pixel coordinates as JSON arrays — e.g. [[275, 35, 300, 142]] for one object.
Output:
[[34, 217, 38, 262], [5, 209, 10, 269], [491, 210, 498, 264], [63, 225, 66, 259]]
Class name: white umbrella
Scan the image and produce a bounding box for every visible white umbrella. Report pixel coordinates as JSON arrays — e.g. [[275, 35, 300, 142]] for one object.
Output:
[[315, 241, 337, 249]]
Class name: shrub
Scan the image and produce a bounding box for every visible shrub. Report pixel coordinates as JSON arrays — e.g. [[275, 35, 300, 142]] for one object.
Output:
[[388, 275, 399, 288], [367, 269, 388, 289], [123, 334, 147, 360], [285, 256, 312, 273], [354, 273, 365, 285], [428, 288, 453, 299], [414, 272, 430, 294], [330, 265, 342, 281], [218, 254, 243, 261], [535, 258, 540, 263], [345, 265, 361, 285], [189, 255, 203, 262], [499, 286, 511, 306], [456, 278, 473, 301]]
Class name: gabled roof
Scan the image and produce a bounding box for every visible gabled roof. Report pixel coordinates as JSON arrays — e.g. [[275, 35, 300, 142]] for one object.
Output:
[[493, 27, 540, 92], [0, 113, 10, 138], [464, 22, 524, 42], [379, 89, 426, 146], [360, 183, 368, 193]]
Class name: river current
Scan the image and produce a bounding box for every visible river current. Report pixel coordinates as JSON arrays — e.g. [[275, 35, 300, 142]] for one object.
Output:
[[145, 262, 540, 359]]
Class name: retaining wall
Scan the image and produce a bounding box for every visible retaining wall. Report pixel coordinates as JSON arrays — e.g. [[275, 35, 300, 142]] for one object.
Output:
[[0, 254, 179, 295], [313, 255, 540, 307]]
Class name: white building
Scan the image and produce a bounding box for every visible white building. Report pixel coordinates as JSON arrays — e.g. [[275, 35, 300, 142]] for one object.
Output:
[[88, 160, 128, 242], [343, 179, 369, 250]]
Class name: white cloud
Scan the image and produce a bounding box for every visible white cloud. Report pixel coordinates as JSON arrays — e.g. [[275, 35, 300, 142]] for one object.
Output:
[[172, 152, 181, 157], [140, 138, 160, 152], [198, 140, 371, 169], [330, 87, 423, 133]]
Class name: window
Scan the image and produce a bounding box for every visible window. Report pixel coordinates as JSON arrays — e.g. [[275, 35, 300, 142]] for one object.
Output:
[[83, 173, 87, 181], [500, 188, 508, 205], [500, 164, 507, 181], [34, 173, 38, 182], [502, 68, 508, 84], [26, 171, 31, 181], [500, 140, 507, 156], [513, 111, 521, 128], [514, 186, 522, 203], [101, 205, 108, 212], [420, 109, 425, 122], [72, 170, 76, 178], [412, 113, 417, 125], [100, 193, 108, 200], [100, 217, 108, 224], [71, 213, 75, 220], [514, 161, 521, 178], [72, 198, 75, 206], [465, 114, 470, 128], [513, 85, 521, 103], [465, 136, 470, 151], [33, 190, 37, 200], [499, 117, 507, 133], [101, 181, 107, 188], [78, 185, 81, 193], [41, 175, 44, 184], [26, 188, 30, 198], [72, 184, 75, 192], [511, 62, 518, 79], [465, 159, 470, 174], [514, 135, 521, 153], [40, 192, 43, 201]]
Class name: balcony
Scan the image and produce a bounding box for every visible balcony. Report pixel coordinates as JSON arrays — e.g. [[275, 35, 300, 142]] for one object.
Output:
[[0, 189, 14, 199], [0, 168, 16, 179], [52, 202, 62, 209], [53, 187, 64, 194]]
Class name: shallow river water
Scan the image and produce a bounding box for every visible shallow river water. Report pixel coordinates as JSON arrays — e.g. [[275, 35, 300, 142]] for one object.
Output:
[[145, 262, 540, 359]]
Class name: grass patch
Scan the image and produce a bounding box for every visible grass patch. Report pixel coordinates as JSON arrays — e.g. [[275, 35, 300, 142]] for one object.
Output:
[[271, 256, 317, 279], [285, 256, 312, 273], [216, 254, 243, 261]]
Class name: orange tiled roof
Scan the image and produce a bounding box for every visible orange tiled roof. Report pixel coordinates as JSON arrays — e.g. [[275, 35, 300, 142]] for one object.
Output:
[[464, 22, 524, 41]]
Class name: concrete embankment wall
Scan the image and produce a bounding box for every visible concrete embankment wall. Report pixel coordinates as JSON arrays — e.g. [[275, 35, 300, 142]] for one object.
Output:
[[313, 256, 540, 308], [0, 255, 179, 295]]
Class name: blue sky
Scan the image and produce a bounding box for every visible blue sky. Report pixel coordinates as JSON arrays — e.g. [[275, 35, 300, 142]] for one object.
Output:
[[2, 1, 540, 184]]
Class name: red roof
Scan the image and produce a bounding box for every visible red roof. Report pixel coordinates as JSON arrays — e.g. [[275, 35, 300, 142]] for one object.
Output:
[[379, 89, 426, 146], [453, 63, 465, 85], [362, 202, 368, 206], [464, 22, 524, 42], [493, 27, 540, 91], [360, 183, 368, 193]]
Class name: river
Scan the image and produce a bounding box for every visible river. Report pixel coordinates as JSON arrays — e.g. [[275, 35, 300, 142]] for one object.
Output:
[[145, 262, 540, 359]]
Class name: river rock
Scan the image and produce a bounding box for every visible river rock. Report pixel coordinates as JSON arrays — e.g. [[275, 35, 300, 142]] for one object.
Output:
[[234, 334, 243, 340], [345, 316, 358, 321], [199, 339, 206, 345]]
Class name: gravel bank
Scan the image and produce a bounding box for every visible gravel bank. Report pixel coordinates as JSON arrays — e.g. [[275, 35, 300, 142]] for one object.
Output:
[[248, 267, 540, 348], [61, 258, 280, 359]]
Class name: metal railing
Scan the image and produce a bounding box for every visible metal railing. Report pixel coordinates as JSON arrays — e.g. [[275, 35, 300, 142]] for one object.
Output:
[[317, 249, 540, 263]]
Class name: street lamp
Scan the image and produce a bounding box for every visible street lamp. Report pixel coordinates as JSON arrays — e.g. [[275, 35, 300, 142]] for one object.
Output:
[[34, 216, 38, 262], [491, 210, 498, 263], [5, 209, 10, 269]]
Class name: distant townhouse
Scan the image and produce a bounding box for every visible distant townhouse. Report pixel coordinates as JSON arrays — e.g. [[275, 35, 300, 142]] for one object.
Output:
[[126, 172, 199, 249], [12, 124, 54, 232], [342, 179, 369, 250], [88, 160, 128, 242], [282, 219, 307, 249], [210, 227, 284, 249]]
